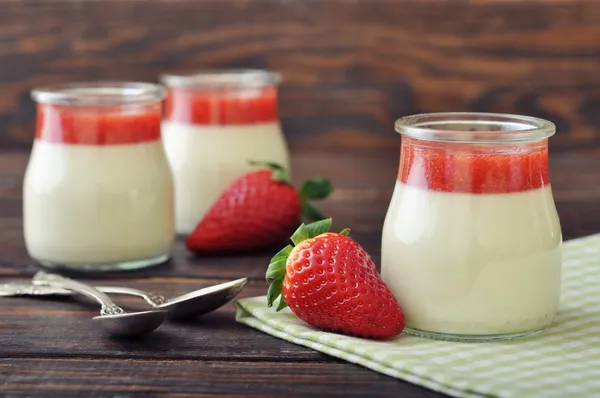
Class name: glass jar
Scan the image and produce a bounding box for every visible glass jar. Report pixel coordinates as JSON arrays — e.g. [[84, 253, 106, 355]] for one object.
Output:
[[160, 69, 291, 234], [381, 112, 562, 342], [24, 82, 175, 272]]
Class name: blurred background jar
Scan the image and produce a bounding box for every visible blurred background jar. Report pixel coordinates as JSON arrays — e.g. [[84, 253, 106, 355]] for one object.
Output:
[[24, 82, 175, 272], [160, 69, 291, 234]]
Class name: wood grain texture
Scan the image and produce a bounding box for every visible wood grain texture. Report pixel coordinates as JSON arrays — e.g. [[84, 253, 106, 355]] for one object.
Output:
[[0, 359, 443, 398], [1, 0, 599, 151]]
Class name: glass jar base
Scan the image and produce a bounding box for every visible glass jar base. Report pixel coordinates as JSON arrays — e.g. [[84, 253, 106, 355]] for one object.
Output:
[[403, 325, 548, 342], [33, 253, 170, 273]]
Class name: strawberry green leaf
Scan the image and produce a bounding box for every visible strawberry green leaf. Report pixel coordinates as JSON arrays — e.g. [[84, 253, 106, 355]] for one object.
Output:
[[276, 295, 288, 311], [271, 168, 292, 184], [248, 160, 284, 170], [301, 202, 327, 221], [305, 218, 332, 238], [300, 178, 333, 200], [266, 259, 286, 282], [266, 244, 292, 308], [339, 228, 351, 236], [298, 178, 332, 222], [269, 244, 292, 265], [248, 160, 291, 185], [266, 244, 292, 282], [290, 218, 332, 245], [290, 223, 309, 246], [267, 282, 282, 307]]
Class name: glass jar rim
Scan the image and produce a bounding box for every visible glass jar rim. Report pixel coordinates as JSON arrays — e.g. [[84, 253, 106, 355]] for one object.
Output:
[[159, 69, 281, 89], [395, 112, 555, 144], [31, 82, 167, 106]]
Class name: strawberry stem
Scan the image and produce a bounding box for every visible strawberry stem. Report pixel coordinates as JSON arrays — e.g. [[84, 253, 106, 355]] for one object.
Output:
[[301, 202, 326, 220], [248, 160, 292, 185], [248, 160, 333, 222]]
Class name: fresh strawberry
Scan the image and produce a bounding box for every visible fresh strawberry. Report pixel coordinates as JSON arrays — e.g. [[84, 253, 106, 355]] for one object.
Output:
[[266, 218, 405, 339], [186, 162, 332, 253]]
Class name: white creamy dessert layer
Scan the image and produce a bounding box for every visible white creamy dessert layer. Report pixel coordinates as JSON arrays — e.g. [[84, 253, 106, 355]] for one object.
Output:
[[162, 121, 290, 234], [382, 181, 562, 335], [24, 140, 175, 265]]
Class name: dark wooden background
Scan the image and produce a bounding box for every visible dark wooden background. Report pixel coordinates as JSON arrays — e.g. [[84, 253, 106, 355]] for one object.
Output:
[[1, 0, 599, 152]]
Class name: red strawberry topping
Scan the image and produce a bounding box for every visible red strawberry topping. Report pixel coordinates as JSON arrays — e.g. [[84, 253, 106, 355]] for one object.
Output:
[[36, 104, 161, 145], [399, 137, 550, 194], [164, 86, 277, 125]]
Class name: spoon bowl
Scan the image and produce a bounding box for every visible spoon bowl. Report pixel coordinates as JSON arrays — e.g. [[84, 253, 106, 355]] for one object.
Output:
[[160, 277, 248, 319], [93, 310, 168, 337]]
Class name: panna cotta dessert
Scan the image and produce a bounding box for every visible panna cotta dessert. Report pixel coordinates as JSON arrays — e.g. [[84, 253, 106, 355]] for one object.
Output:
[[160, 69, 290, 234], [382, 113, 562, 341], [24, 82, 175, 272]]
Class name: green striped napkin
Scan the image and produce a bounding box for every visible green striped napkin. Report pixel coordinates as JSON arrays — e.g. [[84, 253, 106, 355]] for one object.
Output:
[[236, 234, 600, 398]]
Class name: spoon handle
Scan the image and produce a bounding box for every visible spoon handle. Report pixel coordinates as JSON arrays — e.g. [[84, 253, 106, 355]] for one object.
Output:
[[94, 286, 167, 307], [0, 283, 71, 296], [0, 282, 166, 306], [32, 272, 124, 316]]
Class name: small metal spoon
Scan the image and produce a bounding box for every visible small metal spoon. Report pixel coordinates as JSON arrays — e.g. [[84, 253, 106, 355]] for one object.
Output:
[[32, 271, 167, 337], [97, 277, 248, 319], [1, 277, 248, 320]]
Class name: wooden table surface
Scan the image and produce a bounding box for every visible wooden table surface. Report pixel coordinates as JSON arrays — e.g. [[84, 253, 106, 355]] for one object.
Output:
[[1, 147, 599, 397]]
